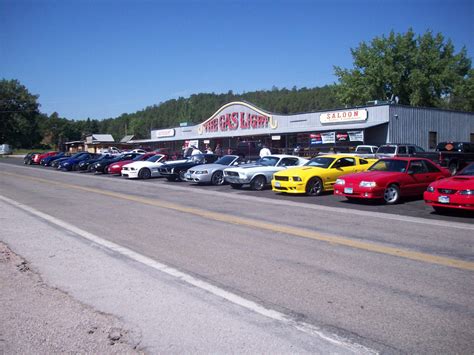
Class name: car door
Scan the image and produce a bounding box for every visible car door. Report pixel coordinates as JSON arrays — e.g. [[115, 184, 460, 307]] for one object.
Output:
[[326, 157, 356, 189], [405, 160, 430, 195]]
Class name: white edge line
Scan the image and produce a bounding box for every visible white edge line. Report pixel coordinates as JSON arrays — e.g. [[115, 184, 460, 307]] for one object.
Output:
[[0, 194, 376, 354], [1, 161, 473, 231]]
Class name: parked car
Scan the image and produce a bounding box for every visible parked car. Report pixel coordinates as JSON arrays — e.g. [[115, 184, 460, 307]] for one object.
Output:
[[107, 152, 155, 174], [224, 155, 308, 190], [58, 152, 98, 171], [91, 152, 143, 174], [375, 144, 425, 158], [41, 152, 66, 166], [76, 154, 111, 171], [31, 151, 59, 164], [334, 157, 451, 204], [121, 154, 168, 179], [271, 154, 374, 196], [184, 155, 242, 185], [424, 162, 474, 213], [51, 152, 88, 168], [159, 154, 219, 182], [24, 152, 39, 165]]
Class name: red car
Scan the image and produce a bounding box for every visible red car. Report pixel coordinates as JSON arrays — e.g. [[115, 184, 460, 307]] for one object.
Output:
[[334, 157, 451, 204], [424, 163, 474, 212], [106, 152, 156, 174], [32, 151, 58, 164]]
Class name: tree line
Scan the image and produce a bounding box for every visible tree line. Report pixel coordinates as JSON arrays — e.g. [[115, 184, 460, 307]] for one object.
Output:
[[1, 29, 472, 149]]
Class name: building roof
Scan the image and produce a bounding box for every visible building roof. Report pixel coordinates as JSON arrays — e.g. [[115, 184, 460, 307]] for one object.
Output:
[[90, 134, 115, 142], [120, 135, 134, 143]]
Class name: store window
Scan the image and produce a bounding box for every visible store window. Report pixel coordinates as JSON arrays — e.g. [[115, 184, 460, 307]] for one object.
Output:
[[429, 132, 437, 149]]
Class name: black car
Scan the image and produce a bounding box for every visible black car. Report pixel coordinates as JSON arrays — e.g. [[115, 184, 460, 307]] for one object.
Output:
[[77, 154, 111, 171], [91, 152, 142, 174], [158, 154, 219, 181], [23, 152, 38, 165]]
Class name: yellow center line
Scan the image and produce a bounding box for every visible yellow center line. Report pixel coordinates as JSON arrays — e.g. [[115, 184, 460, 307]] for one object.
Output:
[[2, 171, 474, 272]]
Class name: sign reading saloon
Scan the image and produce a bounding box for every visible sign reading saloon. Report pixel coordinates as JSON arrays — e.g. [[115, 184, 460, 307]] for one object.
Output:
[[320, 109, 368, 124], [198, 102, 277, 135]]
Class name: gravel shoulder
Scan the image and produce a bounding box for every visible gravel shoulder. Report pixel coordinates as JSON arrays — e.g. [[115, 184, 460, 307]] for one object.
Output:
[[0, 242, 142, 354]]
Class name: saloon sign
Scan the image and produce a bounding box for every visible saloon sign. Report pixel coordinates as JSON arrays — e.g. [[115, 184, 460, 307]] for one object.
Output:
[[198, 102, 277, 135], [320, 109, 368, 124]]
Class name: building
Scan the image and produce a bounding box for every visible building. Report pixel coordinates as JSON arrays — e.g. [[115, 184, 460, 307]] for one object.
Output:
[[130, 101, 474, 156]]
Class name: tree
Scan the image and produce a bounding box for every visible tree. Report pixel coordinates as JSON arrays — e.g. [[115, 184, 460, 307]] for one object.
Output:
[[334, 29, 472, 109], [0, 79, 44, 148]]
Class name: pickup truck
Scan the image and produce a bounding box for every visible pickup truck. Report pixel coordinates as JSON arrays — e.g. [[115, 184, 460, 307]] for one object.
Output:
[[352, 145, 378, 158], [376, 142, 474, 174]]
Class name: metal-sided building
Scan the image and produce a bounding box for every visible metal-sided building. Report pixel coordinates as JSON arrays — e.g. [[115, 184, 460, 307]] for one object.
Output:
[[130, 101, 474, 156]]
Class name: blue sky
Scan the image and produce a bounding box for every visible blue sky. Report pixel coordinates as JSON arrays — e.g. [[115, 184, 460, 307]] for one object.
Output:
[[1, 0, 472, 120]]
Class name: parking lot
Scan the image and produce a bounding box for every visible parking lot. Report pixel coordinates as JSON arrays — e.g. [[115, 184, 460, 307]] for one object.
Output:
[[2, 156, 472, 224]]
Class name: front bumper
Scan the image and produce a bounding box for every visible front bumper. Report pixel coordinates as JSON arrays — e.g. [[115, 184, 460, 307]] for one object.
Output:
[[224, 176, 250, 185], [424, 192, 474, 211], [121, 168, 139, 178], [271, 179, 306, 194], [334, 185, 385, 199], [185, 172, 212, 183]]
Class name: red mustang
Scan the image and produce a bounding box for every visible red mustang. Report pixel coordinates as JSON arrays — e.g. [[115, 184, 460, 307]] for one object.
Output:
[[334, 157, 451, 204], [106, 152, 156, 174], [424, 163, 474, 212], [32, 151, 59, 164]]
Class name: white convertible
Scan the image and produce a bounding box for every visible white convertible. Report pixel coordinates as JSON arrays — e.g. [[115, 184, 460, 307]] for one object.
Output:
[[121, 154, 168, 179], [223, 154, 308, 190]]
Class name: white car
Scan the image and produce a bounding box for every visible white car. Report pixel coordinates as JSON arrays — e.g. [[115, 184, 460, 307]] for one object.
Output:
[[223, 154, 308, 190], [121, 154, 167, 179]]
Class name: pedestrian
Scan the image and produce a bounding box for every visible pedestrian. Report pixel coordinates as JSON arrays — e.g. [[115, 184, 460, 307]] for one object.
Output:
[[214, 144, 223, 157], [259, 144, 271, 158], [183, 145, 193, 157], [191, 145, 202, 155], [205, 144, 213, 154]]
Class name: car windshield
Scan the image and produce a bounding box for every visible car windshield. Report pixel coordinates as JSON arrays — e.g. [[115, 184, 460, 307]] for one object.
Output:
[[305, 157, 335, 168], [376, 146, 396, 154], [146, 155, 162, 162], [458, 164, 474, 176], [215, 155, 237, 165], [256, 156, 279, 166], [369, 159, 408, 172]]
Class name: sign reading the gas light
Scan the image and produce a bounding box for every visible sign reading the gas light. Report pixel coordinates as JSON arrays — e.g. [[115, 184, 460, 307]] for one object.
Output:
[[198, 102, 278, 135], [320, 110, 368, 124]]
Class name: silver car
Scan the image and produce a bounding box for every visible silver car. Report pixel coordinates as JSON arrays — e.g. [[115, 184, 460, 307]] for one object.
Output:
[[185, 155, 242, 185], [223, 155, 308, 190]]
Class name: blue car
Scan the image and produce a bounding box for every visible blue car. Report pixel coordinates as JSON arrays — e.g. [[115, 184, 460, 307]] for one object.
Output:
[[58, 153, 98, 171], [41, 152, 67, 166]]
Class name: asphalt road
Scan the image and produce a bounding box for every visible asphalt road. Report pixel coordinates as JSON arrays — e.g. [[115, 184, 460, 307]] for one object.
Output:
[[1, 158, 473, 353]]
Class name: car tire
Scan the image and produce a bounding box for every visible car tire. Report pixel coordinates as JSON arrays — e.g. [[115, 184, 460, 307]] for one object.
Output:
[[138, 168, 151, 180], [383, 184, 400, 204], [211, 171, 224, 185], [305, 177, 323, 196], [230, 183, 243, 189], [250, 175, 266, 191]]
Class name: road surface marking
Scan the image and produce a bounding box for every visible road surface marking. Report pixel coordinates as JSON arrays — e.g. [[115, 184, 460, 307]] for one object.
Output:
[[2, 171, 473, 272], [0, 194, 374, 354]]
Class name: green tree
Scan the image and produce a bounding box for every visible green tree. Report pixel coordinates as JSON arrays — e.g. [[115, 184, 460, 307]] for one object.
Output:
[[334, 29, 472, 109], [0, 79, 44, 147]]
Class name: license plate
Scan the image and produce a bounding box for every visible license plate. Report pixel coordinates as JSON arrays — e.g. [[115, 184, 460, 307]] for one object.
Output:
[[438, 196, 449, 204], [344, 187, 353, 194], [274, 181, 281, 187]]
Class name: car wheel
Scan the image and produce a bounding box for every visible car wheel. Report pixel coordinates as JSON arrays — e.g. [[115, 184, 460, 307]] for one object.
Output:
[[305, 177, 323, 196], [448, 162, 458, 175], [178, 170, 187, 182], [250, 175, 266, 191], [138, 168, 151, 180], [211, 171, 224, 185], [230, 183, 243, 189], [383, 184, 400, 204]]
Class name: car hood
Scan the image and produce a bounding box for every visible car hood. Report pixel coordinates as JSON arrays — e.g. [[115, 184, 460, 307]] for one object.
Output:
[[189, 163, 225, 171], [341, 171, 403, 182], [123, 161, 164, 169], [275, 166, 329, 177], [429, 176, 474, 189], [226, 164, 279, 173]]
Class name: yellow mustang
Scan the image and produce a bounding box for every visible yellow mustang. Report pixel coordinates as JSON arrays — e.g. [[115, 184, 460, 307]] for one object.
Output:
[[271, 154, 377, 196]]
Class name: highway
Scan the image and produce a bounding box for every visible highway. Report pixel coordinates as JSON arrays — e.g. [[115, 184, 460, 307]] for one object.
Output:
[[1, 158, 473, 353]]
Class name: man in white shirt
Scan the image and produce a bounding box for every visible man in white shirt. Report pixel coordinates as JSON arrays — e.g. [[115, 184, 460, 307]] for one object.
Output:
[[259, 145, 271, 158], [191, 146, 202, 155]]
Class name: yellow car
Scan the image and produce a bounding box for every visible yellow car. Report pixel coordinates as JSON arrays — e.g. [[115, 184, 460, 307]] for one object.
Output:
[[271, 154, 377, 196]]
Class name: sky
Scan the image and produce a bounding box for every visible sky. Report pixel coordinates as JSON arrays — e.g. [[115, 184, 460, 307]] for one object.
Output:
[[1, 0, 473, 120]]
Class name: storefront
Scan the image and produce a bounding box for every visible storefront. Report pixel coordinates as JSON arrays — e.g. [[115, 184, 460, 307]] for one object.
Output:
[[130, 101, 474, 157]]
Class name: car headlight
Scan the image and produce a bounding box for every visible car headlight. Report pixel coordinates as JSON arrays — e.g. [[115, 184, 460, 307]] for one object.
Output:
[[459, 189, 474, 195], [112, 164, 120, 168], [335, 179, 345, 185], [360, 181, 376, 188], [96, 163, 102, 167], [195, 170, 208, 175], [130, 167, 136, 171], [426, 186, 435, 192]]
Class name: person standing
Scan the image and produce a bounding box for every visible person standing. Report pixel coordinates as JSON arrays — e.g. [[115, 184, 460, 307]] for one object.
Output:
[[191, 145, 202, 155], [259, 145, 271, 158], [205, 144, 213, 153], [214, 144, 223, 157]]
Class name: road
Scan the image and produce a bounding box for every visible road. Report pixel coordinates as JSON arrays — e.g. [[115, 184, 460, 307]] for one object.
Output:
[[1, 158, 473, 353]]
